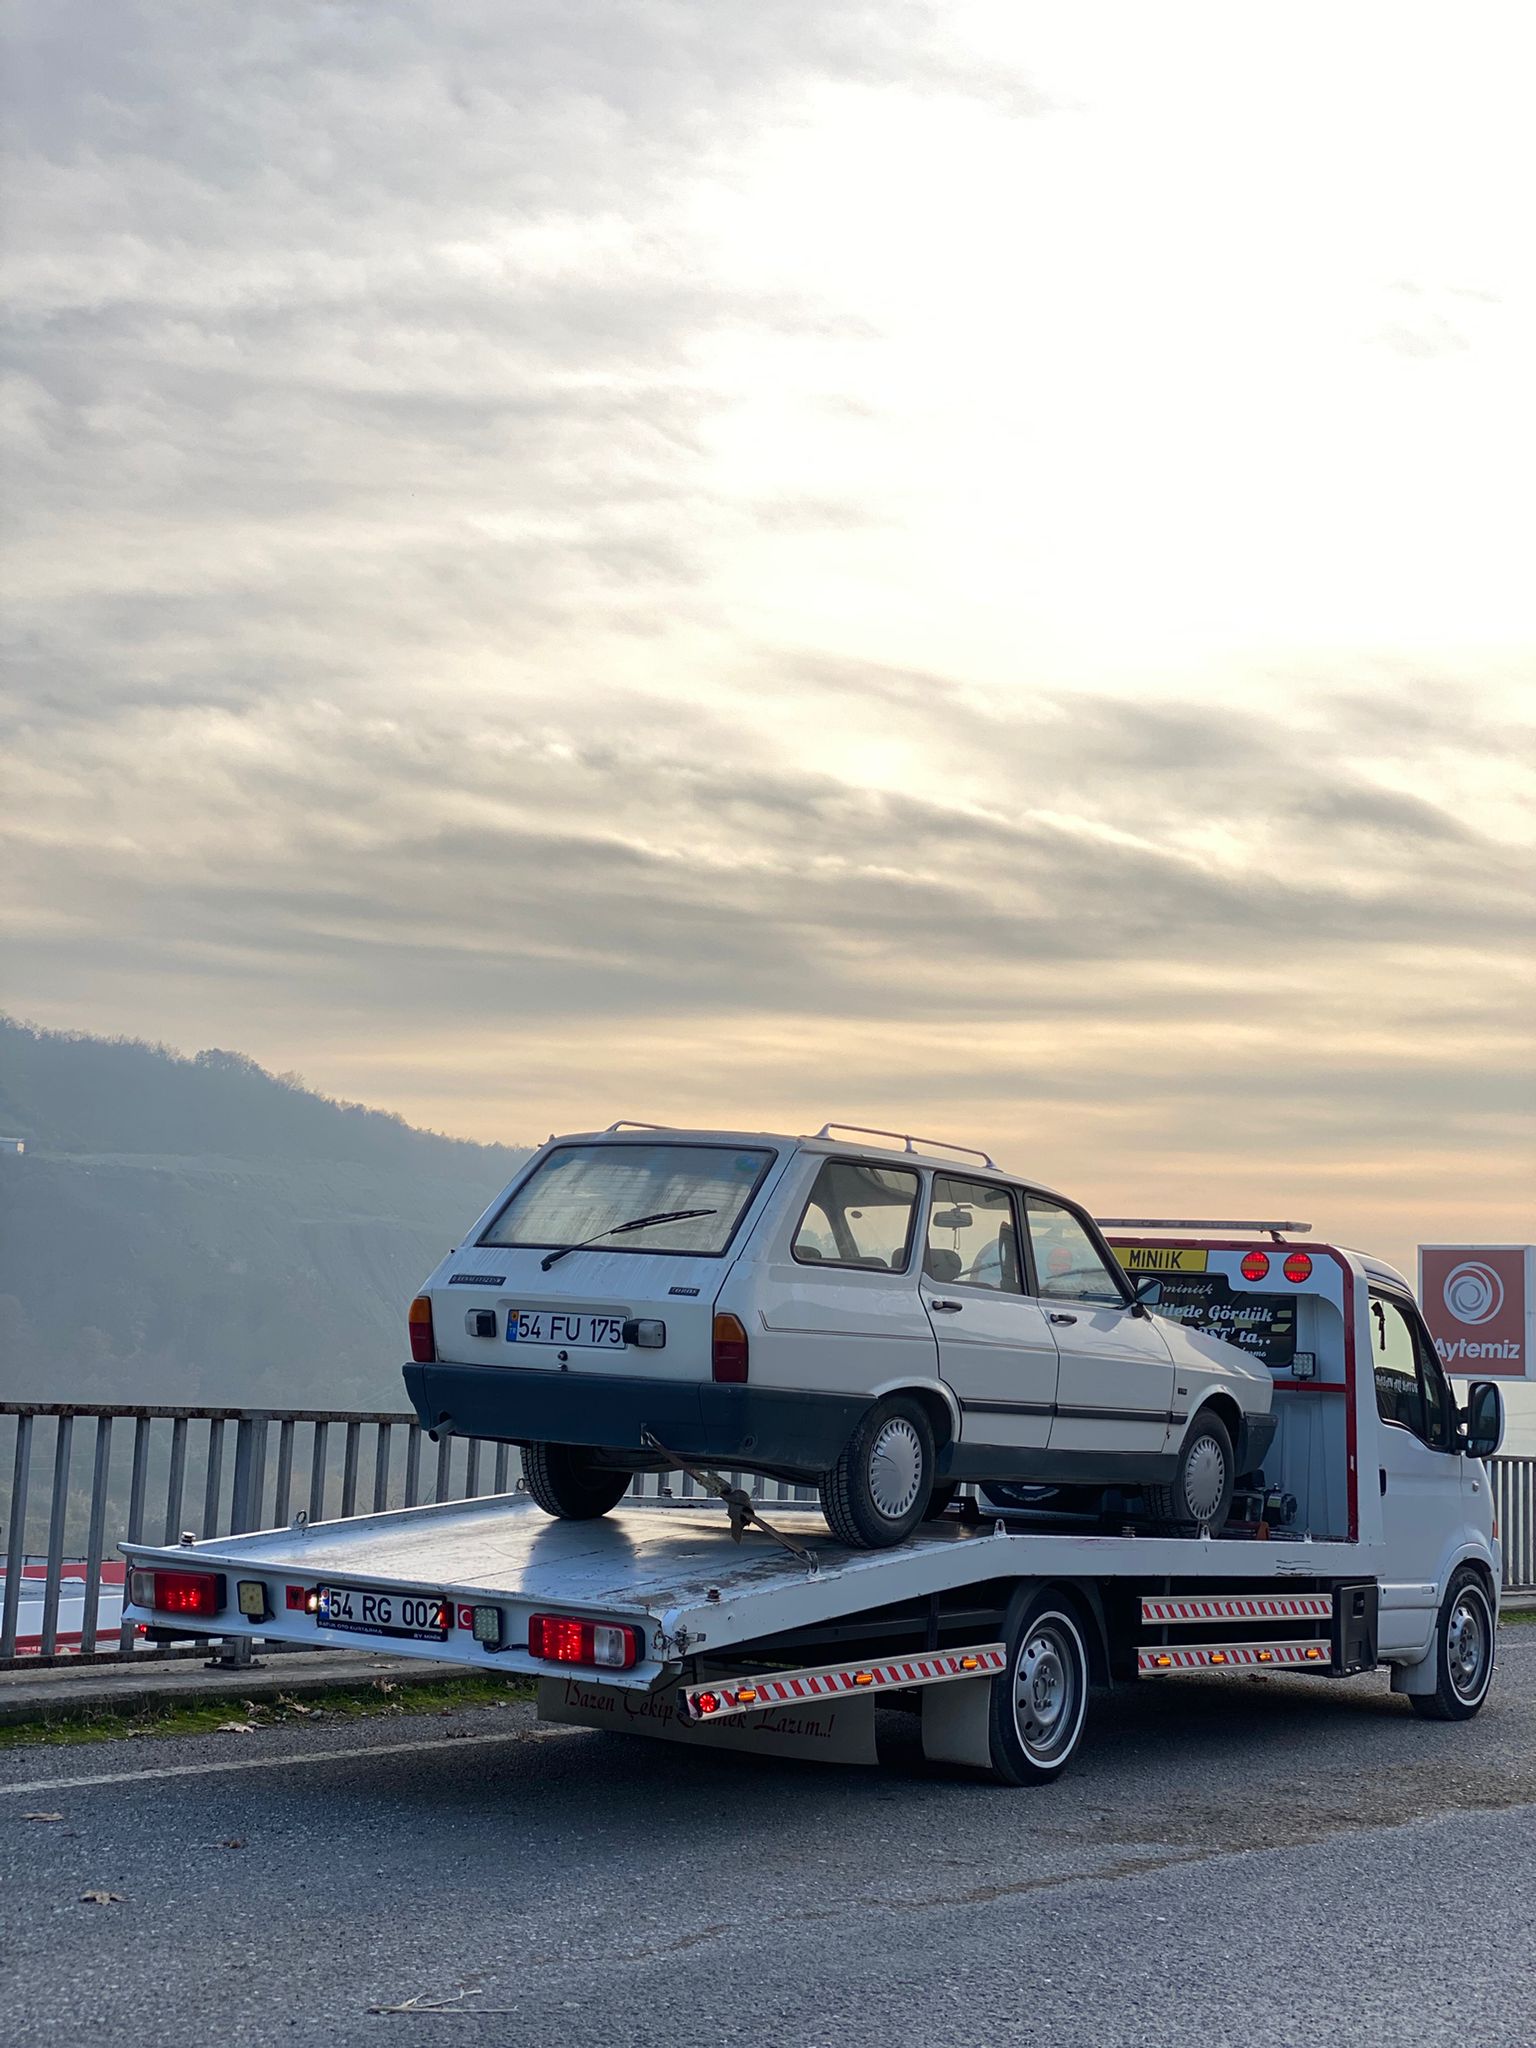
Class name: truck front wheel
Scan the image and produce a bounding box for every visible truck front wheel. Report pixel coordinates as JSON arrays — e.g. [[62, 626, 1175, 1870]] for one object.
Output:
[[521, 1444, 631, 1520], [1410, 1569, 1496, 1721]]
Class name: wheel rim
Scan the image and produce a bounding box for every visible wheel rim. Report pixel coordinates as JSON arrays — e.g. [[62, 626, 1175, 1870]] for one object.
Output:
[[1183, 1433, 1227, 1522], [1013, 1617, 1082, 1764], [868, 1416, 924, 1520], [1446, 1590, 1490, 1702]]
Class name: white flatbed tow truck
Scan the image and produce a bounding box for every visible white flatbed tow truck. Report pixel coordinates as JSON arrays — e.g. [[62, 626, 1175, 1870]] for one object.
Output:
[[121, 1228, 1507, 1783]]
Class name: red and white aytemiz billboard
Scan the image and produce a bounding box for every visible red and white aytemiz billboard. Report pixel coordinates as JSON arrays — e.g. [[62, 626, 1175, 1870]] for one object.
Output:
[[1418, 1245, 1535, 1380]]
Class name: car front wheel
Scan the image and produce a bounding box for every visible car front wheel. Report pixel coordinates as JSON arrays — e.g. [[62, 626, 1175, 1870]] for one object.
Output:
[[820, 1396, 935, 1548], [1146, 1409, 1235, 1532]]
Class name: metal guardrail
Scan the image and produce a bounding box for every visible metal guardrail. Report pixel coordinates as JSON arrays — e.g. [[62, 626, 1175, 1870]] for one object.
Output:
[[1492, 1455, 1536, 1595], [0, 1402, 523, 1668], [2, 1402, 1532, 1668]]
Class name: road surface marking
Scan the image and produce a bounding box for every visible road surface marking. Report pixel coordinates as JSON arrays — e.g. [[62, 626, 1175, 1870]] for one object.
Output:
[[0, 1727, 572, 1800]]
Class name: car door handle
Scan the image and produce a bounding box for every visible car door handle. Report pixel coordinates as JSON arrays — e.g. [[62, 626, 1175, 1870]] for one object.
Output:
[[929, 1299, 963, 1313], [1048, 1312, 1078, 1326]]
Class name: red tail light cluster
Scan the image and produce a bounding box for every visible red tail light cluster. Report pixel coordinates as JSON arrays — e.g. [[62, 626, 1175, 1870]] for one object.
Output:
[[1283, 1251, 1313, 1283], [408, 1294, 436, 1363], [526, 1612, 640, 1669], [1240, 1250, 1270, 1281], [128, 1569, 224, 1619], [711, 1312, 749, 1384]]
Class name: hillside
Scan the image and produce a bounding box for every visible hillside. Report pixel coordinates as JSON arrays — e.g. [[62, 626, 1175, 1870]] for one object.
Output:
[[0, 1020, 532, 1410]]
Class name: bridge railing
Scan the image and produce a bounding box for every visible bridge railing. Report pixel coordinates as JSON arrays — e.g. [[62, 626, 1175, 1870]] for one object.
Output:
[[2, 1401, 1532, 1669]]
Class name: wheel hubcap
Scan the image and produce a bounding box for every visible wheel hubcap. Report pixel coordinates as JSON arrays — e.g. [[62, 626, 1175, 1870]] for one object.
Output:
[[1183, 1435, 1227, 1522], [1447, 1595, 1488, 1700], [1014, 1620, 1080, 1760], [868, 1417, 924, 1520]]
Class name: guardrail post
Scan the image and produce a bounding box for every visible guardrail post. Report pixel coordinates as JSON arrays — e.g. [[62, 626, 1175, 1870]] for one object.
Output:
[[208, 1417, 268, 1670]]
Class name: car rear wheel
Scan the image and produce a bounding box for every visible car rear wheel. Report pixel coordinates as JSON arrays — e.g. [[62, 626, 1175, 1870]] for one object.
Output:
[[820, 1396, 935, 1548], [521, 1443, 632, 1521], [1145, 1409, 1235, 1532]]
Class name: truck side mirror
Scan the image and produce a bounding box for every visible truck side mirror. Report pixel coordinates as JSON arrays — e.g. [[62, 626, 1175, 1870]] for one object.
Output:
[[1132, 1276, 1162, 1305], [1461, 1380, 1505, 1461]]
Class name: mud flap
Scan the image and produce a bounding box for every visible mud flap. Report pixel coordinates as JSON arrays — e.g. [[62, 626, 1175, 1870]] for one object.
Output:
[[537, 1675, 878, 1765], [1388, 1647, 1437, 1695], [920, 1673, 994, 1770]]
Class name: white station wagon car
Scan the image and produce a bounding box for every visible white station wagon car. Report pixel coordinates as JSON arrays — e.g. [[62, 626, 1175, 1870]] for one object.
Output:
[[403, 1124, 1277, 1548]]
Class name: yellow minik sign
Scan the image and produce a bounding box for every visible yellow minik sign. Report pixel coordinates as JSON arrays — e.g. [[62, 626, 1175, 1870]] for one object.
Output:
[[1111, 1244, 1210, 1274]]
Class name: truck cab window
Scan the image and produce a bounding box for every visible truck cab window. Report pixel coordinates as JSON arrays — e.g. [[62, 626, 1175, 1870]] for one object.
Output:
[[1370, 1292, 1452, 1450]]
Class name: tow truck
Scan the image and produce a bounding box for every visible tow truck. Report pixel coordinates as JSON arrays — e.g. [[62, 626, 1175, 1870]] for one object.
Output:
[[121, 1225, 1506, 1783]]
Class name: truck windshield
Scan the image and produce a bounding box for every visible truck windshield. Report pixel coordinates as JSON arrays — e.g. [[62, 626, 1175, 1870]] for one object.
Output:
[[480, 1142, 776, 1258]]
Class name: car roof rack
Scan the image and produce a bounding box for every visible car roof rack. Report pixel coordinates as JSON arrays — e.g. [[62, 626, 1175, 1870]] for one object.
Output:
[[1097, 1217, 1312, 1245], [604, 1121, 675, 1133], [815, 1123, 999, 1170]]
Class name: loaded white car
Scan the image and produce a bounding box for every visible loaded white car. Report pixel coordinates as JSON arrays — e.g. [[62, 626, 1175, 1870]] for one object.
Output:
[[404, 1123, 1277, 1548]]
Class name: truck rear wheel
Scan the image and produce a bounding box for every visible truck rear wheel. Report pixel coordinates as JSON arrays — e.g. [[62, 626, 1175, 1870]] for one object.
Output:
[[987, 1587, 1090, 1783], [521, 1444, 631, 1521], [820, 1396, 935, 1548], [1410, 1568, 1496, 1721]]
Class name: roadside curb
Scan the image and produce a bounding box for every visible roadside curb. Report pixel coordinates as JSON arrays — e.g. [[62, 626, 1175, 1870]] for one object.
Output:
[[0, 1652, 475, 1728]]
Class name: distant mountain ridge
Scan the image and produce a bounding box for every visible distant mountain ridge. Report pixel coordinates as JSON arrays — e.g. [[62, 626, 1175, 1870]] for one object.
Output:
[[0, 1019, 532, 1410]]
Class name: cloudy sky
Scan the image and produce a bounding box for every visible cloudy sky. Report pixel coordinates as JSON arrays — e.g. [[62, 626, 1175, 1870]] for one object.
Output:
[[2, 0, 1533, 1272]]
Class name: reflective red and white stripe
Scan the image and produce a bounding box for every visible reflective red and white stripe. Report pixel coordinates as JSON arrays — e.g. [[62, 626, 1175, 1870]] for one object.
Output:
[[1140, 1595, 1333, 1625], [1138, 1640, 1331, 1673], [681, 1643, 1005, 1722]]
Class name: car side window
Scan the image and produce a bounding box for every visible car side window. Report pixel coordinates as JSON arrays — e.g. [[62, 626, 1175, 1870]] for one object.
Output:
[[924, 1176, 1022, 1292], [1371, 1292, 1453, 1450], [1022, 1196, 1127, 1306], [791, 1160, 920, 1272]]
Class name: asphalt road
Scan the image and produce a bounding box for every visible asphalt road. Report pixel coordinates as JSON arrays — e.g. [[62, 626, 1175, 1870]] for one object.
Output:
[[4, 1631, 1535, 2048]]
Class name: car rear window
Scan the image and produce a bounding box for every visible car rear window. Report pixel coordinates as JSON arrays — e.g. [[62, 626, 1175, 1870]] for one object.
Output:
[[479, 1142, 776, 1257], [792, 1159, 921, 1271]]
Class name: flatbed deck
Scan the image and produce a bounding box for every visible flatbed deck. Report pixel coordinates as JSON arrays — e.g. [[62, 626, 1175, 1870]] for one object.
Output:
[[123, 1492, 1370, 1690]]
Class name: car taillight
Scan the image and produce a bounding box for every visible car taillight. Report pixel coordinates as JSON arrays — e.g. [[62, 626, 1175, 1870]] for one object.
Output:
[[408, 1294, 436, 1363], [1283, 1252, 1313, 1284], [1240, 1251, 1270, 1281], [526, 1613, 640, 1669], [128, 1569, 223, 1619], [712, 1311, 749, 1384]]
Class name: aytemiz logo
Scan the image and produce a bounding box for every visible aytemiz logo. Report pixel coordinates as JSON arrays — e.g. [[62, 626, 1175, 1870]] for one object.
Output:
[[1418, 1245, 1535, 1380]]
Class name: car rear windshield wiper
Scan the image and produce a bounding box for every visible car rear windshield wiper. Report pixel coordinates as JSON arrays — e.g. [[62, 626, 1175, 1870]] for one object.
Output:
[[539, 1208, 719, 1272]]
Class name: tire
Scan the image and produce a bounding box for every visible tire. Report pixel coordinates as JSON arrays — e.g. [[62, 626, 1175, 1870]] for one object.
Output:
[[521, 1443, 631, 1521], [922, 1483, 960, 1521], [1409, 1568, 1496, 1722], [820, 1396, 935, 1548], [986, 1588, 1091, 1784], [1146, 1409, 1235, 1532]]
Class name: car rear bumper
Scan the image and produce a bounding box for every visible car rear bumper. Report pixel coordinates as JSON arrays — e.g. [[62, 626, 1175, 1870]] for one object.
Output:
[[402, 1362, 868, 1474]]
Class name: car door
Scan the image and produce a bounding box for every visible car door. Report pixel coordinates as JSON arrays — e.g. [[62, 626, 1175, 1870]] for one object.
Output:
[[1369, 1289, 1466, 1651], [919, 1175, 1059, 1451], [1022, 1193, 1176, 1458]]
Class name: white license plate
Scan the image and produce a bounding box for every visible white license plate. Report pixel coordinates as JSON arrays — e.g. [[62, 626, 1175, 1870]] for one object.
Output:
[[506, 1310, 626, 1349], [315, 1585, 450, 1641]]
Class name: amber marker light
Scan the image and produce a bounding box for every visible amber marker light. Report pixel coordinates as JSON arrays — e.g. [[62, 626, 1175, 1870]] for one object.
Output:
[[959, 1656, 980, 1670], [733, 1687, 759, 1705]]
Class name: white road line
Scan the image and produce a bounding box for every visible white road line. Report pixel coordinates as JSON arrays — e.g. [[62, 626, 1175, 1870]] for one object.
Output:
[[0, 1727, 569, 1800]]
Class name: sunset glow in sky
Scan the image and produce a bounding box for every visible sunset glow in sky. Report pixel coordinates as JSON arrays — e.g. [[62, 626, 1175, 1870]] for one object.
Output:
[[3, 1, 1533, 1274]]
